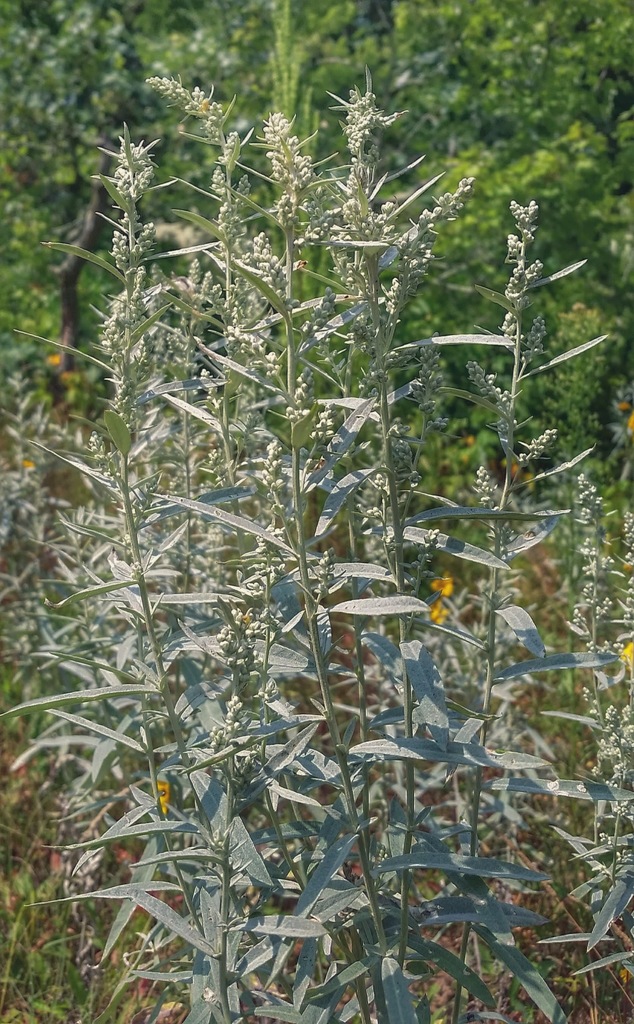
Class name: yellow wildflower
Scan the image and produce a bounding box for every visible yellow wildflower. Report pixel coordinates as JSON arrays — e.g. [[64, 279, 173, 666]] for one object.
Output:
[[431, 576, 454, 598], [430, 600, 449, 625], [464, 434, 476, 447], [157, 779, 171, 815], [618, 400, 632, 412], [46, 352, 62, 367], [621, 642, 634, 671], [628, 411, 634, 435], [22, 458, 35, 469]]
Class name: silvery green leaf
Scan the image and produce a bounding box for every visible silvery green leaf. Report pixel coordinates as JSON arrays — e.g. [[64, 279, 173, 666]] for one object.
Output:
[[296, 834, 357, 917], [144, 486, 254, 526], [44, 578, 136, 611], [350, 737, 546, 770], [488, 778, 634, 802], [404, 527, 510, 570], [137, 376, 223, 405], [401, 640, 448, 750], [503, 515, 563, 559], [253, 1007, 302, 1023], [157, 392, 223, 430], [307, 957, 375, 1002], [438, 386, 502, 417], [103, 410, 132, 456], [154, 493, 294, 554], [541, 711, 601, 729], [526, 448, 593, 484], [1, 684, 152, 719], [496, 605, 545, 658], [474, 927, 566, 1024], [333, 596, 429, 616], [573, 951, 633, 975], [409, 936, 495, 1006], [299, 301, 369, 355], [401, 333, 514, 353], [523, 334, 608, 378], [205, 348, 285, 394], [374, 851, 546, 882], [30, 441, 117, 492], [474, 285, 517, 314], [43, 240, 125, 283], [381, 957, 419, 1024], [494, 651, 617, 682], [312, 879, 368, 922], [49, 710, 143, 752], [239, 916, 326, 938], [406, 506, 566, 527], [306, 399, 376, 490], [527, 259, 587, 289], [314, 468, 376, 536], [293, 937, 318, 1010]]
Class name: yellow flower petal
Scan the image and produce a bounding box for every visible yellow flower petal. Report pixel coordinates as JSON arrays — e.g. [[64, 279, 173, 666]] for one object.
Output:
[[157, 780, 171, 814], [621, 642, 634, 671], [430, 600, 449, 624], [431, 576, 454, 598], [22, 458, 35, 469]]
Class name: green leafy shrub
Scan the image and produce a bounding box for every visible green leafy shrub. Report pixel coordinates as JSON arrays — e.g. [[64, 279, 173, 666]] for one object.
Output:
[[6, 76, 625, 1024]]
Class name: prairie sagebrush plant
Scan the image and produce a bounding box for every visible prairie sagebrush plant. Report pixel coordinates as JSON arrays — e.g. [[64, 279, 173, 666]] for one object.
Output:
[[6, 76, 620, 1023]]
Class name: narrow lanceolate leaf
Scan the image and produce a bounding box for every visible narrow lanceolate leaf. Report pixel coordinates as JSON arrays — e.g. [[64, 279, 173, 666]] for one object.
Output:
[[144, 486, 254, 526], [30, 441, 117, 493], [1, 684, 153, 719], [43, 241, 125, 283], [586, 876, 634, 947], [474, 284, 517, 314], [103, 410, 132, 456], [503, 515, 563, 560], [157, 392, 223, 431], [488, 778, 634, 803], [299, 301, 368, 355], [405, 506, 565, 527], [496, 606, 546, 658], [129, 303, 172, 344], [523, 335, 608, 378], [403, 333, 514, 351], [154, 493, 294, 554], [381, 957, 419, 1024], [374, 851, 547, 882], [573, 951, 634, 976], [238, 916, 326, 938], [306, 398, 376, 490], [49, 710, 144, 752], [475, 927, 567, 1024], [44, 578, 136, 610], [349, 737, 547, 771], [401, 640, 448, 749], [494, 650, 617, 682], [527, 259, 587, 289], [137, 377, 224, 406], [404, 527, 510, 570], [296, 834, 357, 917], [527, 448, 593, 484], [333, 596, 429, 617], [314, 468, 376, 536]]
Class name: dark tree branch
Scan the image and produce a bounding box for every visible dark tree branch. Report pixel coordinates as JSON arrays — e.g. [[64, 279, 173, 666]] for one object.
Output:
[[56, 139, 112, 373]]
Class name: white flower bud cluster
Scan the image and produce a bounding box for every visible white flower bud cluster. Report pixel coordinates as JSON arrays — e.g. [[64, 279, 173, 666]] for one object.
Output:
[[510, 199, 539, 243], [243, 232, 287, 298], [518, 428, 558, 465], [261, 113, 315, 229], [522, 314, 547, 362], [624, 512, 634, 633], [467, 361, 511, 414], [410, 343, 443, 417], [474, 466, 498, 508], [338, 86, 401, 169], [596, 704, 634, 787], [146, 77, 225, 142]]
